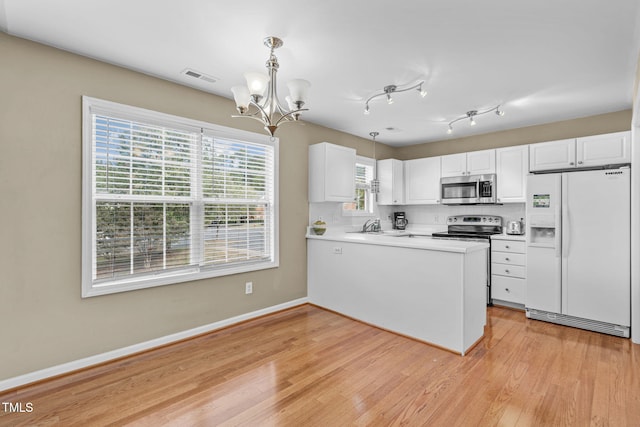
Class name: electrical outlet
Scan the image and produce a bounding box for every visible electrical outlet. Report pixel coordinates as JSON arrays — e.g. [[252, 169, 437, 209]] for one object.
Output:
[[245, 281, 253, 294], [333, 247, 342, 255]]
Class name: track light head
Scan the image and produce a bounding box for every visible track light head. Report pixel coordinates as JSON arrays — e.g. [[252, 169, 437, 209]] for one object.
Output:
[[446, 105, 505, 135], [364, 81, 426, 113]]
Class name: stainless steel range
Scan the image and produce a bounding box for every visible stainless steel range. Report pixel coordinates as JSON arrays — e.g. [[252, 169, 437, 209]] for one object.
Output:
[[432, 215, 503, 304]]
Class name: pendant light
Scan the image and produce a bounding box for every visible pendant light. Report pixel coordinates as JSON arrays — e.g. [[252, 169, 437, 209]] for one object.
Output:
[[370, 132, 380, 194]]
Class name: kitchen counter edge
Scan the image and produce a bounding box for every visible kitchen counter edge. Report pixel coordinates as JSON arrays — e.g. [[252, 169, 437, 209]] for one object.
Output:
[[306, 231, 488, 254]]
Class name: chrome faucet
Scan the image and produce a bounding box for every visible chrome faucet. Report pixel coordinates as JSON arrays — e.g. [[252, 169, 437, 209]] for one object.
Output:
[[362, 218, 381, 233]]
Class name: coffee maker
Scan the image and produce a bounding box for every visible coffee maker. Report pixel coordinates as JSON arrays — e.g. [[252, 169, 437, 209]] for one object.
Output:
[[393, 212, 408, 230]]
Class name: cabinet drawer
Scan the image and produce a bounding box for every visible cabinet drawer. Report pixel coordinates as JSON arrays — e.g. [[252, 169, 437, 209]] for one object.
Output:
[[491, 263, 526, 279], [491, 240, 525, 254], [491, 251, 525, 266], [491, 275, 525, 304]]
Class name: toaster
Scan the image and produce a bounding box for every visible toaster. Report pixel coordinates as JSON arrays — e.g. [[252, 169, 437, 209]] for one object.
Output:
[[506, 220, 524, 235]]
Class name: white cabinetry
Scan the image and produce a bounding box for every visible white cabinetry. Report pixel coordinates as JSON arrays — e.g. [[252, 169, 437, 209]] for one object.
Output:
[[491, 238, 526, 307], [404, 157, 441, 205], [496, 145, 528, 203], [440, 153, 467, 177], [377, 159, 404, 205], [308, 142, 356, 202], [529, 131, 630, 172], [577, 131, 631, 168], [441, 149, 496, 177], [307, 237, 487, 355]]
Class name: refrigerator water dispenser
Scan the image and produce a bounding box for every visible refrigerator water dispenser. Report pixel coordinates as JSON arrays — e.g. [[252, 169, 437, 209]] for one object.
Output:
[[530, 227, 556, 245]]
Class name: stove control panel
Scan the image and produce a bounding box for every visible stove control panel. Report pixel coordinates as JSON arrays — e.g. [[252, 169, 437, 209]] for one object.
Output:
[[446, 215, 503, 225]]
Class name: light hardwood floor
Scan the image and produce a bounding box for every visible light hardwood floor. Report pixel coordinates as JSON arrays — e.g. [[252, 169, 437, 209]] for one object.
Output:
[[1, 304, 639, 426]]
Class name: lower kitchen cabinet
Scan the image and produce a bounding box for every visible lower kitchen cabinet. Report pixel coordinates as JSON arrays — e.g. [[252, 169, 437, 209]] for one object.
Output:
[[491, 237, 526, 308], [307, 237, 488, 355]]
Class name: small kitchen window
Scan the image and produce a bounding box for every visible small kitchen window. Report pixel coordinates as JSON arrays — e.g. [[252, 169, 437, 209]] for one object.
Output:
[[343, 156, 375, 215]]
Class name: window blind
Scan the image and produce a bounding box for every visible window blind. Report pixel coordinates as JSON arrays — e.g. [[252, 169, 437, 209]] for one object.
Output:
[[200, 134, 275, 268], [83, 97, 278, 297]]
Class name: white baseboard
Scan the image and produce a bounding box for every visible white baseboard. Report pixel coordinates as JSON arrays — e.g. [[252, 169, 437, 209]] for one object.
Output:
[[0, 297, 309, 392]]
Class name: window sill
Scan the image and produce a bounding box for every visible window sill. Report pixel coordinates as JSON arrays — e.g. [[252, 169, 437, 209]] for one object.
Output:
[[82, 260, 279, 298]]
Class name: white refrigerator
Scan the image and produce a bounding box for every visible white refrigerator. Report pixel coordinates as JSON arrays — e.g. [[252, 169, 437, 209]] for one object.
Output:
[[525, 167, 630, 336]]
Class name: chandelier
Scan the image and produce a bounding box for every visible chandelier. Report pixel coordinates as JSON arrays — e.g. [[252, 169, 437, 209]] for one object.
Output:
[[446, 105, 505, 135], [364, 81, 427, 115], [231, 36, 310, 137]]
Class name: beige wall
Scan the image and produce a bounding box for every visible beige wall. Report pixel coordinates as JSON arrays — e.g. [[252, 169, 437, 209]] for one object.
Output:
[[396, 110, 632, 160], [0, 32, 393, 381], [0, 30, 632, 382]]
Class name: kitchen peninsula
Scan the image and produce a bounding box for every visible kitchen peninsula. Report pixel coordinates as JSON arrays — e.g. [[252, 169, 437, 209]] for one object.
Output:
[[306, 231, 489, 355]]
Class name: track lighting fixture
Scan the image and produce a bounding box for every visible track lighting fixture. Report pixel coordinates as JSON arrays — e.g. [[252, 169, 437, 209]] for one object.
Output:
[[446, 105, 505, 135], [364, 81, 426, 114]]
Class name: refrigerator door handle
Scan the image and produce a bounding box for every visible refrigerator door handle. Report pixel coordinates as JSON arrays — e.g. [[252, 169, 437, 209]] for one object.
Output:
[[561, 174, 569, 314], [562, 179, 569, 258], [555, 186, 562, 258]]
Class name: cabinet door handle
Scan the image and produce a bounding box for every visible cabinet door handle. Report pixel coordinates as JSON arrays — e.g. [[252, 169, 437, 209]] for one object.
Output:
[[504, 257, 510, 261], [505, 269, 510, 274], [578, 161, 583, 165], [505, 288, 510, 292], [505, 245, 510, 249], [570, 162, 575, 166]]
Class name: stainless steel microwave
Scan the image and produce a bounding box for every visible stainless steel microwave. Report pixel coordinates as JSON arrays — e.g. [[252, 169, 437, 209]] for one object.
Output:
[[440, 174, 497, 205]]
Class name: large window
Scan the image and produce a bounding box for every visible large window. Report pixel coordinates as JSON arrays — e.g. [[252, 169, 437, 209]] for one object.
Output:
[[82, 97, 278, 297]]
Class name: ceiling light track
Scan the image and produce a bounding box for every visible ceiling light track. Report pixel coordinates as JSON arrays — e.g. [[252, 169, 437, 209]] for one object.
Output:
[[231, 36, 310, 138], [364, 81, 427, 115], [446, 105, 504, 135]]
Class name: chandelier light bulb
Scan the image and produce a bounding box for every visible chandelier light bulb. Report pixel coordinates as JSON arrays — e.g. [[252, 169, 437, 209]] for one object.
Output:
[[447, 126, 453, 135], [386, 94, 394, 105], [244, 72, 269, 99], [496, 108, 505, 116], [470, 117, 476, 126], [418, 85, 427, 98], [364, 104, 370, 115]]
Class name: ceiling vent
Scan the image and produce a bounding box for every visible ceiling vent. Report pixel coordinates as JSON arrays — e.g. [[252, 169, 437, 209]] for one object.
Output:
[[181, 68, 217, 84]]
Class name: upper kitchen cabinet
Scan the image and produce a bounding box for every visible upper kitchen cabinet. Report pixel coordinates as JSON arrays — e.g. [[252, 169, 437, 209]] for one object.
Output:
[[308, 142, 356, 202], [377, 159, 404, 205], [496, 145, 528, 203], [576, 131, 631, 168], [441, 149, 496, 177], [529, 138, 578, 171], [405, 157, 441, 205], [529, 131, 630, 172]]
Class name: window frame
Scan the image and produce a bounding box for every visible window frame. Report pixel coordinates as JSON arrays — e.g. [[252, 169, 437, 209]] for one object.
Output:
[[82, 96, 279, 297], [342, 155, 375, 216]]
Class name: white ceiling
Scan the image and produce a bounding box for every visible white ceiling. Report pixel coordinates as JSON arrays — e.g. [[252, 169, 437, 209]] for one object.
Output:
[[2, 0, 640, 146]]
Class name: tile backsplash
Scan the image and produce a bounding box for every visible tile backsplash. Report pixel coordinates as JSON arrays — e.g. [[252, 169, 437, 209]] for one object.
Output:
[[309, 201, 525, 232]]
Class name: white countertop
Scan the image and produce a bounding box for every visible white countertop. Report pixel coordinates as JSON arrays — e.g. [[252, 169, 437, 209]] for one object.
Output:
[[306, 229, 488, 254], [491, 233, 526, 242]]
